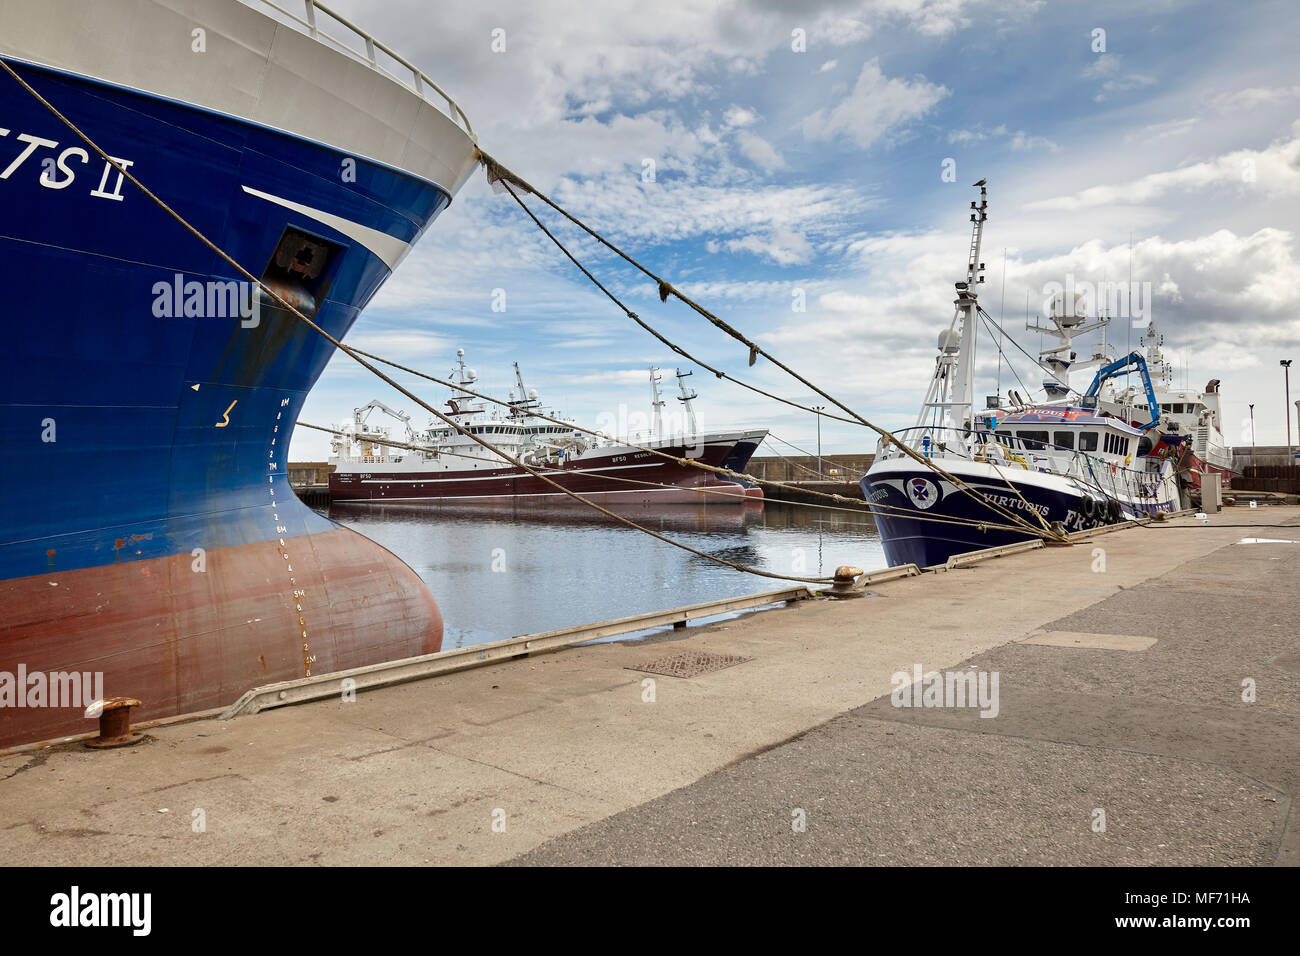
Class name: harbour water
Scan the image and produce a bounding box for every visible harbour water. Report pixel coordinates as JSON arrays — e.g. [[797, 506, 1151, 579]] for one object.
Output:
[[324, 500, 887, 649]]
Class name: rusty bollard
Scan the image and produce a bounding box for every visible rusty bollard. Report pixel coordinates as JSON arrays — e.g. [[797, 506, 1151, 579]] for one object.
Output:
[[84, 697, 144, 749], [825, 565, 865, 599]]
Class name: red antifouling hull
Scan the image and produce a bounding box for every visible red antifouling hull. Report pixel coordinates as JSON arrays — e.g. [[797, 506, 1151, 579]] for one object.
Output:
[[0, 527, 442, 749]]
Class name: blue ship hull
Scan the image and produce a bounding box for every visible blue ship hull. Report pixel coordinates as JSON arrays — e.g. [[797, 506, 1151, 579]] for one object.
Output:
[[0, 60, 456, 746], [861, 464, 1135, 568]]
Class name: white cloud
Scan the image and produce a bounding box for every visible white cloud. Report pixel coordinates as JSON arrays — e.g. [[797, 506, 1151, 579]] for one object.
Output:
[[948, 124, 1005, 143], [1127, 117, 1199, 142], [1082, 53, 1155, 101], [946, 124, 1055, 151], [1094, 73, 1156, 101], [734, 129, 786, 171], [801, 58, 948, 149], [1081, 53, 1121, 79], [1209, 85, 1300, 111], [569, 368, 659, 385], [1009, 130, 1059, 152], [716, 226, 813, 266], [1027, 128, 1300, 211], [722, 105, 758, 129]]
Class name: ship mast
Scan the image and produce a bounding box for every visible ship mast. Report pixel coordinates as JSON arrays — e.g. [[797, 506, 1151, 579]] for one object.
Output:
[[650, 366, 665, 439], [675, 368, 698, 437], [914, 181, 987, 442]]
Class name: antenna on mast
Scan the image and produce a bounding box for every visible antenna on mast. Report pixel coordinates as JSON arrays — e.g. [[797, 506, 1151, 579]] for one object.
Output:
[[1127, 232, 1133, 393], [997, 248, 1007, 400]]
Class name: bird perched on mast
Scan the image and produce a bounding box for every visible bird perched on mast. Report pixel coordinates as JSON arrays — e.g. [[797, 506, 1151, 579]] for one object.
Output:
[[972, 178, 987, 187]]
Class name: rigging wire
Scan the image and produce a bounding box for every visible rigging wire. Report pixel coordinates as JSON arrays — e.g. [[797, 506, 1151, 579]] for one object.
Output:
[[763, 433, 868, 477], [481, 154, 1064, 541], [0, 57, 848, 585], [978, 311, 1036, 405]]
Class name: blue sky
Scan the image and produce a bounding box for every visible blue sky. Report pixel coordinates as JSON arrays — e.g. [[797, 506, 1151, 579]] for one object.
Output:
[[290, 0, 1300, 460]]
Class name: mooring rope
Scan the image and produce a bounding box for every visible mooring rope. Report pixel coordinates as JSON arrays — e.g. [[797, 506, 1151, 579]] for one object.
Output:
[[0, 56, 853, 585], [480, 151, 1064, 542]]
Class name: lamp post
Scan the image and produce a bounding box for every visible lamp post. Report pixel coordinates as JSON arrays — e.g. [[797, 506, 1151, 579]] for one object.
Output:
[[1283, 360, 1294, 460], [813, 405, 825, 479]]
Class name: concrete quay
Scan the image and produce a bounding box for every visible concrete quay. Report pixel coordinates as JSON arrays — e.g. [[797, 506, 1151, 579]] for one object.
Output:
[[2, 507, 1296, 866]]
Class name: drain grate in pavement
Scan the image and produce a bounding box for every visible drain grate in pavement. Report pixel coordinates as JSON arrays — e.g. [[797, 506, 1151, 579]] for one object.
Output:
[[628, 650, 753, 679]]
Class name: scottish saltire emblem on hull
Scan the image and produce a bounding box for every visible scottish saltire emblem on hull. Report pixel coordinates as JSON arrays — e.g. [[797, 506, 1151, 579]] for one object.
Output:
[[907, 477, 940, 510]]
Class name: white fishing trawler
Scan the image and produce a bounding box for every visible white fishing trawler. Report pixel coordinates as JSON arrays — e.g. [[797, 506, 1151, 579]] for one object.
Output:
[[1103, 322, 1233, 490], [861, 184, 1184, 568], [329, 350, 768, 503]]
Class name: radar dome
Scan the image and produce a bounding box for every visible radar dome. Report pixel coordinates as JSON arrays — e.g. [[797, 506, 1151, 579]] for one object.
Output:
[[938, 329, 962, 353]]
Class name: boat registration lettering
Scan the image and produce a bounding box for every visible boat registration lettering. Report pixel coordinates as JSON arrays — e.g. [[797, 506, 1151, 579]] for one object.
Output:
[[981, 492, 1049, 516], [0, 126, 134, 200]]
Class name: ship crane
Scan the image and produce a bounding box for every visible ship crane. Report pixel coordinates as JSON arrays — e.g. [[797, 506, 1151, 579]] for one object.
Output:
[[345, 399, 418, 450], [1082, 352, 1161, 430], [353, 399, 410, 427], [508, 361, 542, 419]]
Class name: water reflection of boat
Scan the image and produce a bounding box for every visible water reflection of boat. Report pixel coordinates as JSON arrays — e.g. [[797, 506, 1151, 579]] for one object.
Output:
[[754, 501, 878, 532], [329, 497, 767, 534]]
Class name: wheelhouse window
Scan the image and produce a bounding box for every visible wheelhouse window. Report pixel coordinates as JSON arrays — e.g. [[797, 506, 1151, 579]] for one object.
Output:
[[1079, 431, 1098, 452], [1053, 431, 1074, 450], [1020, 430, 1049, 450]]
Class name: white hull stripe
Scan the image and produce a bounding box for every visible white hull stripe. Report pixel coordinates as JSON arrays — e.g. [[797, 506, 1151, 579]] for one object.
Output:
[[242, 185, 410, 269]]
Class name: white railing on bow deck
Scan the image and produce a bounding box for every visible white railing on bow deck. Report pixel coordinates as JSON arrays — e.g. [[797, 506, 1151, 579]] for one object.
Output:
[[244, 0, 474, 138]]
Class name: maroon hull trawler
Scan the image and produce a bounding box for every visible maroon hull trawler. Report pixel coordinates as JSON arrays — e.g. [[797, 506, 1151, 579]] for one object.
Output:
[[328, 352, 768, 504]]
